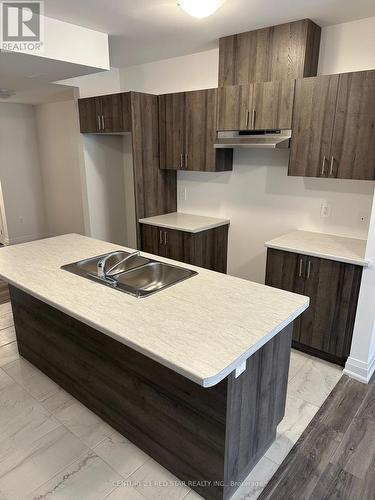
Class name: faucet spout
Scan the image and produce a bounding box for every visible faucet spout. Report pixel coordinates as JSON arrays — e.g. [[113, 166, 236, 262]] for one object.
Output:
[[97, 251, 140, 280]]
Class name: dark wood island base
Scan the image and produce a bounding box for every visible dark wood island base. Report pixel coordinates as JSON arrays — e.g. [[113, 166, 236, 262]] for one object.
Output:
[[10, 285, 292, 500]]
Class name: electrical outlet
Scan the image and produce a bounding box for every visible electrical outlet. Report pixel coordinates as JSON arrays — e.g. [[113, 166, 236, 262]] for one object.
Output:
[[320, 202, 331, 219], [19, 216, 24, 224], [359, 213, 369, 224], [178, 187, 187, 202]]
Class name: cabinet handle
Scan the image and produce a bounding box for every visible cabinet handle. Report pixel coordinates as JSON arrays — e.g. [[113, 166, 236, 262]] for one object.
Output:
[[329, 156, 335, 177], [180, 154, 184, 169], [185, 154, 188, 170], [164, 231, 168, 245], [97, 115, 101, 131], [307, 260, 312, 279], [252, 109, 256, 129], [159, 230, 163, 245], [321, 156, 327, 176], [245, 110, 250, 129], [299, 257, 304, 278], [101, 115, 105, 131]]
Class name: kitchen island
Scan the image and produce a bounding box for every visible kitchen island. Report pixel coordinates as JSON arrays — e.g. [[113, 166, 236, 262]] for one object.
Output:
[[0, 234, 309, 500]]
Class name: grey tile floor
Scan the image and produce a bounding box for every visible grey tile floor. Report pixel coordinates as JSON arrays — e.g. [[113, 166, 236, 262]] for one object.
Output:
[[0, 302, 343, 500]]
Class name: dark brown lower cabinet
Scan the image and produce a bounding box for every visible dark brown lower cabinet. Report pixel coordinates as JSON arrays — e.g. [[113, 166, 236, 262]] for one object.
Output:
[[10, 285, 293, 500], [265, 248, 363, 365], [141, 224, 229, 273]]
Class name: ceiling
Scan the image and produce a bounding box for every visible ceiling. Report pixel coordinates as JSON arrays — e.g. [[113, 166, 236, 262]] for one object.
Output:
[[43, 0, 375, 67], [0, 51, 102, 104]]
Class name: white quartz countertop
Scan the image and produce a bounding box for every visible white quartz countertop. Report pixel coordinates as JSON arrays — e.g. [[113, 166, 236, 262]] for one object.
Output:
[[139, 212, 230, 233], [0, 234, 308, 387], [265, 230, 369, 267]]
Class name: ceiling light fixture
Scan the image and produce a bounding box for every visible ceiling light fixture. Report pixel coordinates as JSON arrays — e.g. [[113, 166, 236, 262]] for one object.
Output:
[[0, 89, 16, 99], [178, 0, 224, 18]]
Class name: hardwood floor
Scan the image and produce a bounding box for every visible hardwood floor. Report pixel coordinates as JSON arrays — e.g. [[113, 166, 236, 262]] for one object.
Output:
[[259, 374, 375, 500]]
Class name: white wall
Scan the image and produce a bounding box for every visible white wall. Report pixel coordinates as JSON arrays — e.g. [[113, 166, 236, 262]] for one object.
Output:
[[119, 49, 219, 94], [0, 103, 47, 244], [116, 22, 375, 283], [319, 16, 375, 383], [318, 17, 375, 75], [345, 193, 375, 382], [35, 100, 85, 236], [59, 68, 122, 98], [82, 135, 129, 246], [118, 16, 375, 383], [178, 155, 374, 282], [46, 15, 375, 381], [11, 16, 110, 70]]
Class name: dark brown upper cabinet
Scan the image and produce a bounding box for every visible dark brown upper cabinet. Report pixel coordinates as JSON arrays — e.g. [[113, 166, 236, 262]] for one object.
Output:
[[219, 19, 321, 87], [331, 71, 375, 180], [78, 97, 101, 133], [289, 70, 375, 180], [288, 75, 339, 177], [78, 92, 177, 247], [159, 88, 233, 172], [78, 93, 131, 134], [217, 80, 295, 131]]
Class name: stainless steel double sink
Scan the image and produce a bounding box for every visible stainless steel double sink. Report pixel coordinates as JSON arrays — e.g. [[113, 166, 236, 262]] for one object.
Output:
[[61, 251, 197, 298]]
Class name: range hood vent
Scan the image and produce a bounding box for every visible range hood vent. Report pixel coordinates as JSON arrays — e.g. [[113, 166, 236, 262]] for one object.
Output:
[[214, 130, 292, 149]]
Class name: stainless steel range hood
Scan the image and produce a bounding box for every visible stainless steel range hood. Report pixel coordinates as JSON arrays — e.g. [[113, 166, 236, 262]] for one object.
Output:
[[214, 130, 292, 149]]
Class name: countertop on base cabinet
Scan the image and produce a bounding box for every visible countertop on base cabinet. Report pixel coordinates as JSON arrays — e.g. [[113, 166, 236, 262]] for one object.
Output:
[[140, 213, 230, 274], [139, 212, 230, 233], [265, 230, 369, 267], [265, 230, 366, 365]]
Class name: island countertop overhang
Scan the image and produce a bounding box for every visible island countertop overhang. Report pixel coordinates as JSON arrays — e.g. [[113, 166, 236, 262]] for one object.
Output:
[[0, 234, 309, 387]]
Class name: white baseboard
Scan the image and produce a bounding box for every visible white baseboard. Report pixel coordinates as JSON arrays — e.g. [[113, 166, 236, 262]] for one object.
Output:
[[343, 354, 375, 384], [4, 233, 50, 246]]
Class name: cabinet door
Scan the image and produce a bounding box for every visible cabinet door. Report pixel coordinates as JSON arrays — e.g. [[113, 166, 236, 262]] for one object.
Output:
[[265, 249, 306, 342], [218, 20, 321, 87], [190, 226, 229, 273], [268, 20, 320, 82], [184, 89, 217, 171], [78, 97, 101, 133], [331, 70, 375, 180], [100, 94, 124, 133], [159, 93, 186, 169], [288, 75, 339, 177], [164, 229, 185, 262], [252, 80, 295, 130], [219, 28, 271, 86], [299, 257, 362, 360], [217, 85, 253, 130], [141, 225, 161, 256]]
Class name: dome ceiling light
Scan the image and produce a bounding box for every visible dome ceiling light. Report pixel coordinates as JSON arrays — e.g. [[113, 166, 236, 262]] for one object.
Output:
[[177, 0, 225, 18], [0, 89, 16, 99]]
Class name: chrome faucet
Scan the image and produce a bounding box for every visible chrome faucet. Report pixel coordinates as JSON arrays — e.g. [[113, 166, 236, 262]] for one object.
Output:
[[97, 251, 140, 279]]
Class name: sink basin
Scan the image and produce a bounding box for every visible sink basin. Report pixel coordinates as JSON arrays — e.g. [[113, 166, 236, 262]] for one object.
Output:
[[115, 261, 196, 296], [62, 251, 197, 298], [62, 250, 150, 277]]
